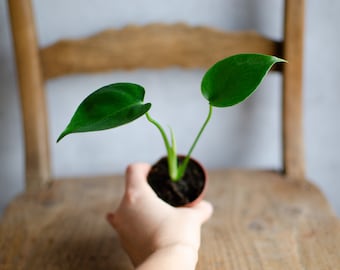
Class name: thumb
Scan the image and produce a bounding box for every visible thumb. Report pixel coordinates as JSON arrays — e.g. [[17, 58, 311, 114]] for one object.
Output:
[[191, 200, 214, 223], [125, 163, 151, 191]]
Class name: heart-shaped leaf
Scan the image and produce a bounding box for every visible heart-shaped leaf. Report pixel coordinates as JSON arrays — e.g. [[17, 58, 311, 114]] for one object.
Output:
[[57, 83, 151, 142], [201, 54, 286, 107]]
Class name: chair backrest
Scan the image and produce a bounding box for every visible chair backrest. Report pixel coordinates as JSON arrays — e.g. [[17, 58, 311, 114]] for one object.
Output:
[[8, 0, 305, 191]]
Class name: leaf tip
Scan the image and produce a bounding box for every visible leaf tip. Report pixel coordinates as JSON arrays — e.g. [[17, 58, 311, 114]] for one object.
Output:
[[273, 56, 287, 64], [56, 130, 68, 143]]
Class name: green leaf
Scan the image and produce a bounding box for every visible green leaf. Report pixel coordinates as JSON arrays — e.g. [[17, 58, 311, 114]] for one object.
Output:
[[201, 54, 286, 107], [57, 83, 151, 142]]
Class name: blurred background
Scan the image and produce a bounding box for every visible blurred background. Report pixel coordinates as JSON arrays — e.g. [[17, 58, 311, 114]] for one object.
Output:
[[0, 0, 339, 216]]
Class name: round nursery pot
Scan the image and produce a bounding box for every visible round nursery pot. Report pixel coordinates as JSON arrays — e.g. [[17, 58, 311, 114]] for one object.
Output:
[[147, 156, 207, 207]]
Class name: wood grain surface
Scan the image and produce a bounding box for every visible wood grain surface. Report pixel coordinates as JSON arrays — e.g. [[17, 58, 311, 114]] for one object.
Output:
[[1, 170, 339, 269]]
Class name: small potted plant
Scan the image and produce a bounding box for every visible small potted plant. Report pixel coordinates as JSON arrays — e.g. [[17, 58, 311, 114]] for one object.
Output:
[[57, 53, 285, 207]]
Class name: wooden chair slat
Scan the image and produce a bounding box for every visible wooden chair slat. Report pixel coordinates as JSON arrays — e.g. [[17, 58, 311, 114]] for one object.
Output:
[[40, 24, 282, 79], [282, 0, 305, 180], [8, 0, 50, 189]]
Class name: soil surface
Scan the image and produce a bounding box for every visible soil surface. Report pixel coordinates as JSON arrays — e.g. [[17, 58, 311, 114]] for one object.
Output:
[[147, 156, 206, 207]]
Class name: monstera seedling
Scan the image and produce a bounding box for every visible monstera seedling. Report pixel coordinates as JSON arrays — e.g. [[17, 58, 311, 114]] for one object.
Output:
[[57, 53, 285, 206]]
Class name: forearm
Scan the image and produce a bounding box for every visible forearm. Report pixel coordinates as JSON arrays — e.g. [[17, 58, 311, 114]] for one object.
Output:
[[136, 244, 198, 270]]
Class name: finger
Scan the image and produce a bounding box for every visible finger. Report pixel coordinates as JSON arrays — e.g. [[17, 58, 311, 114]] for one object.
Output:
[[106, 212, 116, 227], [125, 163, 151, 191], [191, 200, 214, 223]]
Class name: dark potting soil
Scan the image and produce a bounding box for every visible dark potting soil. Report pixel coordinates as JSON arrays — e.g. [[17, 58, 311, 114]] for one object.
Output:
[[147, 156, 206, 207]]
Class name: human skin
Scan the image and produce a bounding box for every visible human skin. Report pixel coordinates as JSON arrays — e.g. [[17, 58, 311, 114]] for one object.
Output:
[[107, 163, 213, 269]]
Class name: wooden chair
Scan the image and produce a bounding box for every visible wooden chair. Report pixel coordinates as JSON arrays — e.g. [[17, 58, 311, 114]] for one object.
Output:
[[1, 0, 339, 269]]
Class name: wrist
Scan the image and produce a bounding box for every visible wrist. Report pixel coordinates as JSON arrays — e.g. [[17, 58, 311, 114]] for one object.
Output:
[[136, 244, 198, 270], [164, 243, 199, 261]]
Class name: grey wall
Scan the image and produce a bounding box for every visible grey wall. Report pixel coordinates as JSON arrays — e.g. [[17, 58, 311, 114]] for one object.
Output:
[[1, 0, 339, 216]]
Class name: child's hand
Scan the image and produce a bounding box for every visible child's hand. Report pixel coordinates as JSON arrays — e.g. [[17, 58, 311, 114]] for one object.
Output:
[[107, 163, 213, 268]]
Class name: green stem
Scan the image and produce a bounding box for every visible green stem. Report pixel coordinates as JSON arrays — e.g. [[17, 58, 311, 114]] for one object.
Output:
[[146, 113, 170, 150], [169, 127, 178, 179], [176, 105, 213, 180], [145, 112, 178, 179]]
